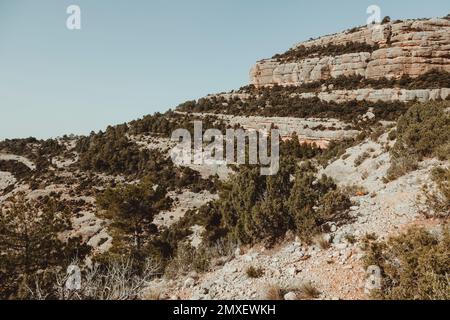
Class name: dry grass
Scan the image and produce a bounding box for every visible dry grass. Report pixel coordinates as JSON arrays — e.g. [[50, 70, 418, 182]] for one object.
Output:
[[314, 234, 331, 250], [246, 266, 264, 279], [264, 284, 283, 300], [144, 288, 162, 300], [264, 282, 321, 300], [297, 282, 321, 299]]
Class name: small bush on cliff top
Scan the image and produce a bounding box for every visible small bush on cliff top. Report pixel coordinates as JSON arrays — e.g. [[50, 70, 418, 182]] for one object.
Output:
[[272, 42, 380, 63]]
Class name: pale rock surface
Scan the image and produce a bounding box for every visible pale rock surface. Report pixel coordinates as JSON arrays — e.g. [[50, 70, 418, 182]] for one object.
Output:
[[183, 112, 359, 149], [250, 18, 450, 87], [0, 153, 36, 170], [284, 292, 298, 300], [310, 88, 449, 103], [154, 189, 219, 227], [0, 171, 15, 191]]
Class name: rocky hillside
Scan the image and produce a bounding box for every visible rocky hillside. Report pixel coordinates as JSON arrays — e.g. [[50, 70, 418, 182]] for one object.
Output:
[[0, 16, 449, 300]]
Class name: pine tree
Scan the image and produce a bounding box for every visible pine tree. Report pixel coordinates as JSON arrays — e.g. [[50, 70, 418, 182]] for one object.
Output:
[[287, 163, 336, 242], [97, 178, 171, 259], [0, 193, 88, 299]]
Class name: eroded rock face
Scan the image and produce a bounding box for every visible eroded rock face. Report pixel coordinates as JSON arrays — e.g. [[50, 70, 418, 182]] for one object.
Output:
[[183, 112, 360, 149], [299, 88, 450, 103], [250, 18, 450, 87]]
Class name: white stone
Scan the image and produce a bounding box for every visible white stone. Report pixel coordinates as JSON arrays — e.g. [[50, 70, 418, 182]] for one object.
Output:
[[284, 292, 298, 300]]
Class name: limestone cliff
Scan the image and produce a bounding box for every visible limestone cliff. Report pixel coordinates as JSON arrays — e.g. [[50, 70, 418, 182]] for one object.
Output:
[[250, 18, 450, 87]]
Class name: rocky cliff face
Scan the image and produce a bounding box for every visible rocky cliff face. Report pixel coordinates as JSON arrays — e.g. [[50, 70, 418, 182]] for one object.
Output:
[[296, 88, 450, 103], [250, 18, 450, 87]]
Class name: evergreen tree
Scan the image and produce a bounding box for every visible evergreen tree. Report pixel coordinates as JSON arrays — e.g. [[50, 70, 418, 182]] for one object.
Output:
[[97, 178, 172, 259], [287, 163, 336, 241], [0, 193, 89, 299]]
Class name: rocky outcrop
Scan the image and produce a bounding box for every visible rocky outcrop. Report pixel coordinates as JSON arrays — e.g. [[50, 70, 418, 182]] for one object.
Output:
[[250, 18, 450, 87], [296, 88, 450, 103], [183, 112, 360, 149]]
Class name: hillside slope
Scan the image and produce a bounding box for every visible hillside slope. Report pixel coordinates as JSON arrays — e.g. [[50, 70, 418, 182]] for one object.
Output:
[[0, 16, 449, 300]]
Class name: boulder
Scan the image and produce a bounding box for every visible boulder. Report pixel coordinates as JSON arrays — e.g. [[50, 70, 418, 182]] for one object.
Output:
[[284, 292, 298, 300]]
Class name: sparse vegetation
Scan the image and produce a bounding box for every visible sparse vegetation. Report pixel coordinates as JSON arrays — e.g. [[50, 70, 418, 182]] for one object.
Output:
[[96, 177, 172, 263], [272, 42, 380, 63], [76, 124, 150, 175], [0, 137, 65, 171], [345, 234, 357, 244], [0, 194, 90, 299], [0, 160, 33, 181], [246, 266, 265, 278], [354, 152, 370, 166], [200, 161, 351, 245], [420, 167, 450, 218], [314, 234, 331, 250], [1, 19, 448, 301], [264, 284, 283, 300], [297, 282, 321, 299], [249, 70, 450, 92], [177, 90, 411, 124], [363, 226, 450, 300], [164, 243, 212, 279], [27, 257, 161, 300], [387, 101, 450, 180]]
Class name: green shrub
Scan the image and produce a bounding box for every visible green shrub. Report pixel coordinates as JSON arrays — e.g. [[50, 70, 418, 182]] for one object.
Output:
[[393, 101, 450, 160], [381, 16, 391, 24], [97, 177, 172, 260], [76, 124, 149, 175], [287, 164, 349, 242], [0, 137, 65, 170], [0, 194, 90, 299], [246, 266, 265, 278], [176, 86, 410, 123], [182, 160, 352, 246], [388, 129, 397, 141], [0, 160, 33, 181], [436, 142, 450, 161], [77, 124, 217, 193], [387, 101, 450, 179], [318, 137, 365, 167], [345, 234, 357, 244], [421, 167, 450, 218], [363, 226, 450, 300], [164, 243, 212, 279], [386, 153, 419, 181], [316, 189, 352, 223], [272, 42, 380, 63], [238, 71, 449, 95]]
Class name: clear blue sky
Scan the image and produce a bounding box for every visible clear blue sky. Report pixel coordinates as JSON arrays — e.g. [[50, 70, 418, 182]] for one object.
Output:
[[0, 0, 449, 139]]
